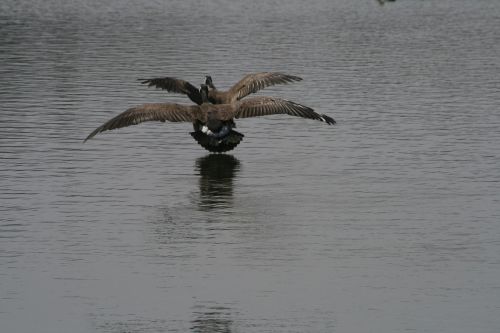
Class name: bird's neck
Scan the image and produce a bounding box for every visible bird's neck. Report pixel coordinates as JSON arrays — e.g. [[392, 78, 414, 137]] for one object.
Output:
[[200, 90, 210, 104]]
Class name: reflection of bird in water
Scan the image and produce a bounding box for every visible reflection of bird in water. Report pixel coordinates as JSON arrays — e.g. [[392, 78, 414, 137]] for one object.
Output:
[[191, 315, 232, 333], [376, 0, 396, 5], [191, 303, 233, 333], [195, 154, 240, 211]]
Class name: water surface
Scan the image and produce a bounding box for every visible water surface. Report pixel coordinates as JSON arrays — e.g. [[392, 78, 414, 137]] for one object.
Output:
[[1, 0, 500, 332]]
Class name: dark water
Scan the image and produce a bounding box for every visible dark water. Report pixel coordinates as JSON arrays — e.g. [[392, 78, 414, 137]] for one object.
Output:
[[1, 0, 500, 332]]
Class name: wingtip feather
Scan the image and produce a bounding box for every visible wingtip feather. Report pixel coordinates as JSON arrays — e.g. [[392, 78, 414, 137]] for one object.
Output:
[[321, 114, 336, 125]]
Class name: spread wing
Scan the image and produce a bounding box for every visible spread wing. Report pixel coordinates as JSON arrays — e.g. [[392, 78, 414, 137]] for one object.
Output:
[[139, 77, 203, 105], [233, 97, 336, 125], [84, 103, 202, 141], [228, 72, 302, 101]]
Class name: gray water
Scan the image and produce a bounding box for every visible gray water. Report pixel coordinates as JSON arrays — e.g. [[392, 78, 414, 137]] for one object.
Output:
[[1, 0, 500, 332]]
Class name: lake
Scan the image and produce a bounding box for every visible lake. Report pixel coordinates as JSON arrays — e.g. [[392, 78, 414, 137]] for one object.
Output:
[[1, 0, 499, 332]]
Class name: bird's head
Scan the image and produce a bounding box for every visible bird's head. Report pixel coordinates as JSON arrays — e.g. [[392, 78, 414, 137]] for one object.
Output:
[[205, 76, 215, 88]]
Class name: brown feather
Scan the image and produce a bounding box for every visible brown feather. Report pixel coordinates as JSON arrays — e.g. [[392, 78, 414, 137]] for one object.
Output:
[[84, 103, 200, 141], [228, 72, 302, 101], [139, 77, 203, 105], [233, 97, 334, 124], [140, 72, 302, 105]]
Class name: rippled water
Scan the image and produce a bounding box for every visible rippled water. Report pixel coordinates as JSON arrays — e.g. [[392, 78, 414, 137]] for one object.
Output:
[[1, 0, 500, 332]]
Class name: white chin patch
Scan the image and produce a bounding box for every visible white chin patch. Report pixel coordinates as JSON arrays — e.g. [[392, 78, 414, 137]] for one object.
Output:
[[202, 125, 231, 138]]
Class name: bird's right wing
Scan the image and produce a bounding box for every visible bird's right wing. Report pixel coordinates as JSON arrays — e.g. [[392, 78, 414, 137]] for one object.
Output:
[[139, 77, 203, 105], [233, 97, 336, 125], [84, 103, 201, 141]]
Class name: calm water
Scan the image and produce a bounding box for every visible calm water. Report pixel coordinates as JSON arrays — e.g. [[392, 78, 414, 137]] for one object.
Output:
[[1, 0, 500, 332]]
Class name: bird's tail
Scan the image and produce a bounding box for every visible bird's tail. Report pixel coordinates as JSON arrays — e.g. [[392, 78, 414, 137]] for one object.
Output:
[[190, 130, 244, 153]]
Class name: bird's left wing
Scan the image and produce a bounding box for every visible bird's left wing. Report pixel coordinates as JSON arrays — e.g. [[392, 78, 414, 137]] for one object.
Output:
[[84, 103, 201, 141], [139, 77, 203, 105]]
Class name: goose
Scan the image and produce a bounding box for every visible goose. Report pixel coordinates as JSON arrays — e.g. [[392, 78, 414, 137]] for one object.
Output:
[[140, 72, 302, 105], [84, 85, 335, 152]]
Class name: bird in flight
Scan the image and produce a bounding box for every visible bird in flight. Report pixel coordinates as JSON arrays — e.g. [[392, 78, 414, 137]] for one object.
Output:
[[84, 83, 335, 152]]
